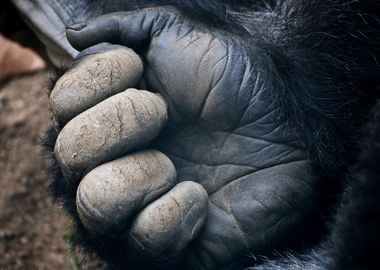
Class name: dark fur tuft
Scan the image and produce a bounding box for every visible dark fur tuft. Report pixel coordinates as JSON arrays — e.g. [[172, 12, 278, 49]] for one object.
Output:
[[45, 68, 67, 96]]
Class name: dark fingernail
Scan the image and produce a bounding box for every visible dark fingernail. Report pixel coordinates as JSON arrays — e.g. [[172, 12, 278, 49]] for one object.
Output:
[[67, 22, 87, 31]]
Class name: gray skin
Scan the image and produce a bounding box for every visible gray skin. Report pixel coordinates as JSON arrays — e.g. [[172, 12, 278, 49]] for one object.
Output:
[[53, 7, 321, 270], [51, 46, 143, 123], [77, 150, 179, 235], [55, 89, 167, 172]]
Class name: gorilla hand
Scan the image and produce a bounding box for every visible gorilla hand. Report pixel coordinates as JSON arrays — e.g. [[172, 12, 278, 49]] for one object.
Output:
[[51, 7, 321, 269]]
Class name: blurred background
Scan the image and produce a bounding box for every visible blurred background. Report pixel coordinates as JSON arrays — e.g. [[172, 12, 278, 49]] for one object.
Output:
[[0, 2, 102, 269]]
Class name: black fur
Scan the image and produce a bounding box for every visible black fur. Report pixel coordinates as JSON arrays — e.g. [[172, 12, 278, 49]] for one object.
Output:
[[41, 0, 380, 269], [252, 99, 380, 270], [328, 100, 380, 270]]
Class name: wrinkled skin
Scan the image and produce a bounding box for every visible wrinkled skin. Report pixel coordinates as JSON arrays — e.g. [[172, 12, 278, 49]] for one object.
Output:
[[52, 7, 321, 270]]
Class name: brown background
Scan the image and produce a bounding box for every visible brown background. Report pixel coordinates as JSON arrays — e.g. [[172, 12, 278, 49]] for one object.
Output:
[[0, 71, 103, 269]]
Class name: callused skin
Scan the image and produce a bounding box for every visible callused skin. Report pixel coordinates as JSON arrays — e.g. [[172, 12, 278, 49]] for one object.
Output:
[[52, 7, 321, 270]]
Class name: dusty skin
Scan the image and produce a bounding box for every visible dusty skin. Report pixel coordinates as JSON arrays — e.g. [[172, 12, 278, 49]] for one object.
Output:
[[129, 181, 208, 257], [77, 150, 177, 235], [55, 89, 168, 173], [50, 46, 143, 123]]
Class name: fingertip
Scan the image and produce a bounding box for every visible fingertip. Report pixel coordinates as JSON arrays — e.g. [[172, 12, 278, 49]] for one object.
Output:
[[76, 150, 177, 235], [66, 30, 83, 51], [50, 46, 144, 124], [66, 16, 120, 50], [66, 22, 99, 51], [66, 28, 87, 51], [129, 181, 208, 257], [65, 10, 174, 52]]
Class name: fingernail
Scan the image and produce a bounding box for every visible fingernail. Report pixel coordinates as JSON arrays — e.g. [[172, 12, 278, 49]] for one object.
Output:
[[67, 22, 87, 31]]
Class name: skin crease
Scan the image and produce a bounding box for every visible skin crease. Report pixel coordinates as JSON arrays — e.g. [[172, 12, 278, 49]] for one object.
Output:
[[50, 46, 143, 124], [52, 7, 323, 270], [55, 89, 168, 172]]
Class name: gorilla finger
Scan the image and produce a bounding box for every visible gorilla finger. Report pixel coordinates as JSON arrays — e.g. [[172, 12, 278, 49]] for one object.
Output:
[[55, 89, 167, 173], [129, 181, 208, 258], [66, 8, 179, 52], [76, 150, 176, 235], [51, 44, 143, 123]]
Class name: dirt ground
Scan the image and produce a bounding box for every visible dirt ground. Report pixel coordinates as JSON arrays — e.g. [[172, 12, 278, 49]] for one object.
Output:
[[0, 71, 103, 269]]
